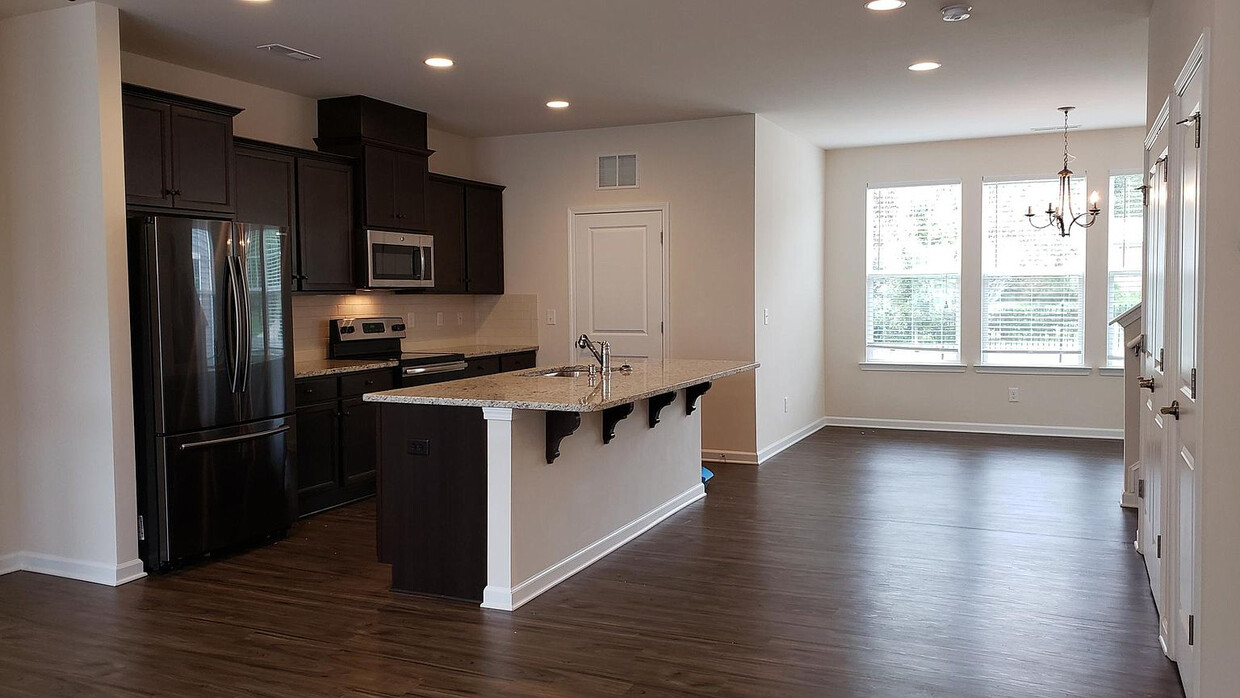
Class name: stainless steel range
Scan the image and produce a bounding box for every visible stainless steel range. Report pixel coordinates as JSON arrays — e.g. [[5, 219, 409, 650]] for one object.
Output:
[[329, 316, 468, 387]]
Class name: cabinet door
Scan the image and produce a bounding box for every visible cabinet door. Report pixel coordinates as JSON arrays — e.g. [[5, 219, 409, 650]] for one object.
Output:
[[122, 95, 173, 208], [465, 185, 505, 294], [169, 106, 235, 213], [394, 151, 428, 230], [236, 147, 297, 284], [340, 397, 379, 485], [296, 401, 340, 503], [296, 158, 355, 292], [426, 178, 467, 292], [363, 145, 398, 229]]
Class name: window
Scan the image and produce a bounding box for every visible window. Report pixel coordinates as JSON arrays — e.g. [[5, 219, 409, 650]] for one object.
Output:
[[1107, 173, 1144, 367], [865, 182, 961, 363], [981, 177, 1087, 366]]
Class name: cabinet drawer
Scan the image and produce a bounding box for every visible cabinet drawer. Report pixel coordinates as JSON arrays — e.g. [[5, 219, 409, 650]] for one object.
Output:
[[464, 356, 501, 378], [296, 377, 338, 405], [340, 369, 395, 397], [499, 352, 536, 373]]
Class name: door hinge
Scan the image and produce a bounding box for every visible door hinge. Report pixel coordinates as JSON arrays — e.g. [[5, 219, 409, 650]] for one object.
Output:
[[1188, 614, 1195, 646], [1157, 348, 1164, 370], [1138, 478, 1145, 499], [1178, 113, 1202, 148], [1190, 368, 1197, 399], [659, 229, 664, 244], [138, 515, 146, 541], [660, 321, 664, 334], [1156, 534, 1162, 559], [1138, 184, 1151, 208]]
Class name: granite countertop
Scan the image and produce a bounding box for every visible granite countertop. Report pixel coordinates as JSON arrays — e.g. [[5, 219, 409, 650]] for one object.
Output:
[[363, 359, 759, 412], [295, 358, 399, 379]]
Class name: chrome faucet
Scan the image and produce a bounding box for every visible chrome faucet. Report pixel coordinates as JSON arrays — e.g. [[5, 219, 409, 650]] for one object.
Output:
[[577, 334, 610, 375]]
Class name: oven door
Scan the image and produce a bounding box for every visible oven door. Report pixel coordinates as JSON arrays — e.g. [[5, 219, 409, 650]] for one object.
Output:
[[367, 230, 433, 288]]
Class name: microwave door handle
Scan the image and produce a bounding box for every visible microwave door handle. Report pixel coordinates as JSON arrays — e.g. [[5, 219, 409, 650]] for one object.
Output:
[[423, 244, 433, 285]]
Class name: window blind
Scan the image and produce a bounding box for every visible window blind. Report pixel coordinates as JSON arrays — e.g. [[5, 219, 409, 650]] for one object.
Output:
[[1107, 173, 1145, 366], [865, 183, 961, 363], [981, 178, 1086, 366]]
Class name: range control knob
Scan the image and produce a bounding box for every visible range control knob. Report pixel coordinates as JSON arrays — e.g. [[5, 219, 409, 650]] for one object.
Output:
[[340, 325, 356, 334]]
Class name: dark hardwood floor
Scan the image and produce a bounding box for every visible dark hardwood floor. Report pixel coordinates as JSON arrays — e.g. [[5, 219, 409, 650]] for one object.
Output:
[[0, 428, 1183, 697]]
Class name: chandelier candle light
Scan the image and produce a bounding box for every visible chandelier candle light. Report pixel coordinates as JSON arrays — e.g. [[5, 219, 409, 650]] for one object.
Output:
[[1025, 106, 1101, 237]]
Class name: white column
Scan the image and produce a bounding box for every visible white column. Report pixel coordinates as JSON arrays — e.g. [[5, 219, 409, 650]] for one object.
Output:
[[481, 407, 515, 610]]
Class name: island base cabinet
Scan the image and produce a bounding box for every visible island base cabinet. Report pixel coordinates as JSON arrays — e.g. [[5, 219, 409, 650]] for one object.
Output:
[[378, 404, 486, 602]]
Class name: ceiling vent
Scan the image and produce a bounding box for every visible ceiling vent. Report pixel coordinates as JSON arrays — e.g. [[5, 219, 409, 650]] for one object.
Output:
[[598, 154, 638, 189], [256, 43, 321, 61]]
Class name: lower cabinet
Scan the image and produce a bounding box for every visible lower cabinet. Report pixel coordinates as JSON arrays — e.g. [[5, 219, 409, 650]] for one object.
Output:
[[295, 368, 393, 516]]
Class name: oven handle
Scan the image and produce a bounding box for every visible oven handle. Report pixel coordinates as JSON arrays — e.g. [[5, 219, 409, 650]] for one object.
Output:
[[402, 361, 469, 377]]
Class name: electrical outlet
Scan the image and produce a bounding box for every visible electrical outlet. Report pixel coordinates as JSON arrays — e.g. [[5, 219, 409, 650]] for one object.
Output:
[[456, 312, 464, 326], [783, 396, 789, 413], [407, 439, 430, 456], [546, 309, 557, 325], [406, 313, 415, 329], [1008, 387, 1020, 403], [436, 311, 444, 327]]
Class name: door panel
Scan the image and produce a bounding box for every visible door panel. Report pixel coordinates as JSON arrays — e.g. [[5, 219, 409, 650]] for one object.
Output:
[[364, 145, 398, 229], [157, 417, 295, 563], [427, 178, 467, 292], [572, 210, 664, 360], [465, 186, 504, 293], [149, 217, 240, 434], [237, 223, 294, 423], [394, 151, 428, 230], [170, 106, 234, 213], [122, 96, 172, 207], [297, 158, 355, 291], [341, 397, 379, 485], [295, 402, 340, 501]]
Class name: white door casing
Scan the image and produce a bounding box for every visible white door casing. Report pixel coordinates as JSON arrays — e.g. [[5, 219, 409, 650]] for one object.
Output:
[[569, 207, 668, 362]]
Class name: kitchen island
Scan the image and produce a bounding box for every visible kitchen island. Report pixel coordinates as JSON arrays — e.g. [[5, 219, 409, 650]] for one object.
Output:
[[364, 358, 758, 611]]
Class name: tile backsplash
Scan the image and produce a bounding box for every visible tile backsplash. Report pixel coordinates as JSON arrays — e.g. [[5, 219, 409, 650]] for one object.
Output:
[[292, 293, 538, 361]]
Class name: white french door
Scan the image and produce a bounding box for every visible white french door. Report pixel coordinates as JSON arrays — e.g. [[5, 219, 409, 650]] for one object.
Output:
[[570, 209, 667, 361], [1168, 50, 1205, 696]]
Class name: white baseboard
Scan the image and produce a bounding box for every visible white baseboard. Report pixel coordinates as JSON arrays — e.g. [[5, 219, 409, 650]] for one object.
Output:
[[482, 483, 705, 612], [757, 417, 829, 464], [700, 449, 759, 465], [0, 552, 146, 586], [820, 416, 1123, 440], [1121, 492, 1141, 509]]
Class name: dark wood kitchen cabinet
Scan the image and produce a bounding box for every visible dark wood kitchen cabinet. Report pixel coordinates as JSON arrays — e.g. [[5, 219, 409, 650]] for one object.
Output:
[[297, 157, 355, 292], [425, 174, 505, 294], [235, 137, 355, 293], [122, 84, 241, 214], [362, 145, 429, 231], [295, 368, 394, 516]]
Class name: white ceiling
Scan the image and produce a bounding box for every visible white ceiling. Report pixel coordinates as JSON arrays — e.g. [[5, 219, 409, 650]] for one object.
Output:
[[4, 0, 1151, 148]]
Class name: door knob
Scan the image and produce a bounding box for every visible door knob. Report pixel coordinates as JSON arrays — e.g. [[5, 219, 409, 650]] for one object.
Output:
[[1138, 377, 1156, 392], [1160, 401, 1180, 420]]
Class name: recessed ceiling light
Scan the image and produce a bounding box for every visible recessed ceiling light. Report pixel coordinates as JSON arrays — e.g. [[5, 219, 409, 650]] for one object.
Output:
[[908, 61, 942, 72], [546, 100, 570, 109], [424, 56, 454, 68], [865, 0, 906, 10]]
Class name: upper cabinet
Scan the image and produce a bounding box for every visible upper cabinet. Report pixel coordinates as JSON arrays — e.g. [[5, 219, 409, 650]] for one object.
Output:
[[122, 84, 241, 214], [316, 96, 433, 233], [426, 174, 505, 294]]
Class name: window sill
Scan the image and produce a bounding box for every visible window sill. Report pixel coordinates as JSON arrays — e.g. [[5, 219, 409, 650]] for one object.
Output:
[[1099, 367, 1126, 377], [859, 362, 967, 373], [974, 364, 1093, 376]]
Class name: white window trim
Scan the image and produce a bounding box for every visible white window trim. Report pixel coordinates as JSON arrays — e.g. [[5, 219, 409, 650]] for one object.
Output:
[[1099, 367, 1126, 377], [973, 364, 1094, 376], [1105, 169, 1145, 369], [859, 362, 968, 373], [864, 179, 963, 367]]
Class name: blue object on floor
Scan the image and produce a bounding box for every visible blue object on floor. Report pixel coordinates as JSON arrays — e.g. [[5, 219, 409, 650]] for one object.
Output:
[[701, 466, 714, 485]]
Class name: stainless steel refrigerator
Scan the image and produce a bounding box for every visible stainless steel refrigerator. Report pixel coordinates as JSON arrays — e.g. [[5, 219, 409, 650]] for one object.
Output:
[[128, 215, 296, 571]]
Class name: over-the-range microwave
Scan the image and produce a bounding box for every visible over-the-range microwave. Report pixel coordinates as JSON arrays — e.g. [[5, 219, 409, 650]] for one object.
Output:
[[364, 229, 433, 289]]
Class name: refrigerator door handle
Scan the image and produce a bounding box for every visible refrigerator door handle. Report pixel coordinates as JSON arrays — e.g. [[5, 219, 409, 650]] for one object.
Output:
[[178, 424, 291, 451], [227, 255, 245, 394], [238, 249, 253, 393]]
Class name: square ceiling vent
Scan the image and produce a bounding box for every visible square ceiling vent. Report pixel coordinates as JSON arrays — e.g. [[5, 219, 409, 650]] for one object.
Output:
[[598, 154, 638, 189]]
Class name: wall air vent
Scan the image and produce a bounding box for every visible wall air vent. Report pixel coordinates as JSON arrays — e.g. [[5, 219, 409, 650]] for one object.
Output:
[[598, 154, 638, 189], [256, 43, 321, 62]]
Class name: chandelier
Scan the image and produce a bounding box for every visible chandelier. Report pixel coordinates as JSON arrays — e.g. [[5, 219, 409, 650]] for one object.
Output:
[[1025, 106, 1101, 237]]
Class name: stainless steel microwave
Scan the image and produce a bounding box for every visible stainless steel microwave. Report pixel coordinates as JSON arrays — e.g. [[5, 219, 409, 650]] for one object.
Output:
[[365, 230, 433, 288]]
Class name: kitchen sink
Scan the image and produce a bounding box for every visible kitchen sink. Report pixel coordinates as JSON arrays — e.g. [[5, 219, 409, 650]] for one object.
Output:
[[524, 366, 593, 378]]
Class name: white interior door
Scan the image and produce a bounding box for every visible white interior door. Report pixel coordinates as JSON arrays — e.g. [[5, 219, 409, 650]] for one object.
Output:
[[1170, 58, 1204, 695], [1139, 129, 1171, 649], [571, 210, 665, 361]]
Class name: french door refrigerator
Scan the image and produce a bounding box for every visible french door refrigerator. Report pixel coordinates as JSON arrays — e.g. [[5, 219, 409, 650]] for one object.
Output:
[[129, 215, 296, 571]]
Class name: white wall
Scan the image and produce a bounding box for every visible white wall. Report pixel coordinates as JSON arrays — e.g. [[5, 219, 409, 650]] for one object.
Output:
[[474, 116, 759, 457], [822, 128, 1143, 436], [0, 1, 141, 584], [1148, 0, 1240, 693], [754, 117, 827, 457], [120, 52, 475, 178]]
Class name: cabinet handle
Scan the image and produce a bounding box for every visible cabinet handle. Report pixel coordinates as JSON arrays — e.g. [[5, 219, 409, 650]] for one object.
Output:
[[305, 388, 313, 394], [365, 380, 375, 386]]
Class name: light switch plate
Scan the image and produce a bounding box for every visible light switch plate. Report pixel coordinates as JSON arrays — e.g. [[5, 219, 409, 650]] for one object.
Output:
[[436, 312, 444, 327], [547, 309, 557, 325]]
